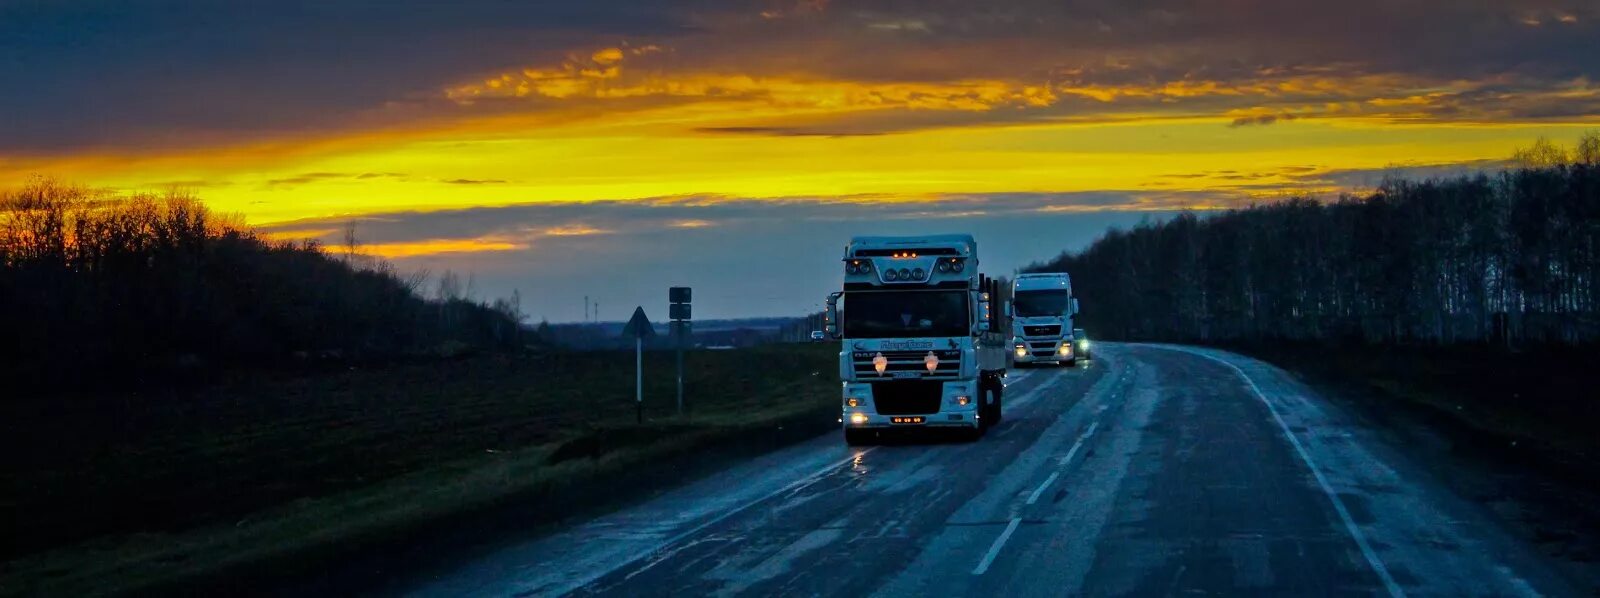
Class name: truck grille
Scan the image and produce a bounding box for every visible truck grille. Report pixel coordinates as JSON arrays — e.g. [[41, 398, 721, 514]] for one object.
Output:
[[1029, 342, 1056, 351], [851, 350, 961, 378], [870, 380, 943, 415], [1022, 325, 1061, 337]]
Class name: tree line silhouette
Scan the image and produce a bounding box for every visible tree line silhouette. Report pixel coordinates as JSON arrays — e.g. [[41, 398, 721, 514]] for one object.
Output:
[[0, 178, 524, 392], [1031, 134, 1600, 347]]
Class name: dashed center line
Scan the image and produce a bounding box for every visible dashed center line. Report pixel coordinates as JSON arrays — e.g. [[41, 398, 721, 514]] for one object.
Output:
[[1058, 421, 1099, 466], [971, 517, 1021, 575], [980, 416, 1104, 575], [1022, 420, 1099, 505], [1024, 472, 1059, 505]]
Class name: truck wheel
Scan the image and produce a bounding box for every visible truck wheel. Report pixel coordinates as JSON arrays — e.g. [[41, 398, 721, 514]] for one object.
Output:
[[845, 429, 872, 446], [983, 383, 1004, 428]]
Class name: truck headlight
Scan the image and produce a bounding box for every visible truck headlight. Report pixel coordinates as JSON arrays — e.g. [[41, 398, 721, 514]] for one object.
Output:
[[846, 397, 860, 407], [1014, 345, 1027, 358], [955, 395, 971, 406], [1059, 344, 1073, 356], [849, 413, 869, 425]]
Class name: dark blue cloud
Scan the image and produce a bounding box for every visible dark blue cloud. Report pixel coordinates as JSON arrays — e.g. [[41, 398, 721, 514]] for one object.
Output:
[[0, 0, 692, 151], [5, 0, 1597, 155]]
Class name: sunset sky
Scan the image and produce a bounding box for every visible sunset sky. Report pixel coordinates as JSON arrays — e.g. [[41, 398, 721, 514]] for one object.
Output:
[[4, 0, 1597, 321]]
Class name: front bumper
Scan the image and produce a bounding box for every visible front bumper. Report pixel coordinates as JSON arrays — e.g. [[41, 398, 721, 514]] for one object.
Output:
[[1013, 339, 1074, 363], [844, 411, 980, 429], [841, 379, 981, 430]]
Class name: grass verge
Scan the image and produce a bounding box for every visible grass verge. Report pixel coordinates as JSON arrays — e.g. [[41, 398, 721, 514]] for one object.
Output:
[[0, 344, 841, 596]]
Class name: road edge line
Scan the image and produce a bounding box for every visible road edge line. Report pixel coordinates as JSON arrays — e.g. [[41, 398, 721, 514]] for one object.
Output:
[[1151, 344, 1406, 598]]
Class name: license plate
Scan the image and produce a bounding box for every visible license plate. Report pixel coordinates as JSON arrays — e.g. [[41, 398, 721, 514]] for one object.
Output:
[[890, 416, 925, 424], [891, 371, 920, 379]]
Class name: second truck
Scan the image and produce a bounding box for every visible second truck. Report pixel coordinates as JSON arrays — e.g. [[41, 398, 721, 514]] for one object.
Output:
[[1011, 272, 1081, 366]]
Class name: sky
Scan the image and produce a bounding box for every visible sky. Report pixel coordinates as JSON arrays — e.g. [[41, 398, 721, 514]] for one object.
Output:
[[4, 0, 1598, 321]]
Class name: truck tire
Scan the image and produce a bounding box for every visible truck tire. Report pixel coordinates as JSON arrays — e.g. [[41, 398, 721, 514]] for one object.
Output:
[[982, 382, 1004, 428], [845, 429, 873, 446]]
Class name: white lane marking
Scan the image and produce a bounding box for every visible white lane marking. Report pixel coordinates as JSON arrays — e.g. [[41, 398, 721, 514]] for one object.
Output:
[[1025, 421, 1099, 505], [606, 447, 875, 585], [1024, 472, 1059, 506], [1158, 346, 1405, 598], [971, 517, 1022, 575], [1057, 421, 1099, 466]]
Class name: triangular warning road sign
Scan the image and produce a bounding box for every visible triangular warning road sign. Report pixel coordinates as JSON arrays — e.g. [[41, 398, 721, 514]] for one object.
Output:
[[622, 306, 657, 339]]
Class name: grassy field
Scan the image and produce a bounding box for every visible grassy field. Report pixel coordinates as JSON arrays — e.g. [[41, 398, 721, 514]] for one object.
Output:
[[0, 343, 840, 596]]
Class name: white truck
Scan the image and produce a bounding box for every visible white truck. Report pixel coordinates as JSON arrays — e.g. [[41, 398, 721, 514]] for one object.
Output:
[[825, 235, 1009, 445], [1011, 273, 1081, 366]]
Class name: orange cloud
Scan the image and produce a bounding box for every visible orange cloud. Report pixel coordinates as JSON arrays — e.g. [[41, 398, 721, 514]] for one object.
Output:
[[260, 228, 338, 241], [540, 225, 611, 236], [668, 219, 715, 228], [359, 237, 527, 258]]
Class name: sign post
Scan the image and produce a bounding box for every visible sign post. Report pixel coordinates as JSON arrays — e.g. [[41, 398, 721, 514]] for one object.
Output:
[[669, 287, 692, 416], [622, 306, 656, 423]]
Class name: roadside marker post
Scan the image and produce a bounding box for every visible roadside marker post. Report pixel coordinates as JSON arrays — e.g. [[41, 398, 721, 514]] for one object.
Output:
[[622, 307, 657, 423], [670, 287, 692, 416]]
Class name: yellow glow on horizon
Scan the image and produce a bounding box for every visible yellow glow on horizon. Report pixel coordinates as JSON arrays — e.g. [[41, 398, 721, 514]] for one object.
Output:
[[4, 51, 1597, 227]]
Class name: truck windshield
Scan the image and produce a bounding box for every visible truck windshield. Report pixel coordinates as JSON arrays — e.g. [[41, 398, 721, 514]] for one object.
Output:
[[1014, 290, 1071, 317], [843, 290, 968, 338]]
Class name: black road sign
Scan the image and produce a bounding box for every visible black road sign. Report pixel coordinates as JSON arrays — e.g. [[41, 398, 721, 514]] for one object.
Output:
[[670, 303, 692, 320], [670, 286, 692, 305], [622, 307, 657, 339]]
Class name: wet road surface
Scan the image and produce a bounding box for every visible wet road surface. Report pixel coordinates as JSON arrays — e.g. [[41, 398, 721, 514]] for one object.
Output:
[[403, 344, 1581, 597]]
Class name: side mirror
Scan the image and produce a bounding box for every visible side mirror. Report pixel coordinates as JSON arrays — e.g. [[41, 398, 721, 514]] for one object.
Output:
[[1071, 298, 1080, 317], [824, 292, 842, 338]]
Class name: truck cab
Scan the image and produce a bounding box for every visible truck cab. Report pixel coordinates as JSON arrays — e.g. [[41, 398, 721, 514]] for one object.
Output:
[[825, 235, 1008, 444], [1011, 273, 1080, 366]]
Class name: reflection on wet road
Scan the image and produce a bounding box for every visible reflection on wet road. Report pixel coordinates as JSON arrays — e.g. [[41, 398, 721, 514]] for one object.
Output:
[[404, 345, 1580, 597]]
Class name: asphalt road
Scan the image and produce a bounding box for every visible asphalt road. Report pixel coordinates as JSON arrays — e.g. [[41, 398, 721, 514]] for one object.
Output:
[[403, 344, 1581, 597]]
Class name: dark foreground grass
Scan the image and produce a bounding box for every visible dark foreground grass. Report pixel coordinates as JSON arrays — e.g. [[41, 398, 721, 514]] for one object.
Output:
[[0, 343, 840, 596]]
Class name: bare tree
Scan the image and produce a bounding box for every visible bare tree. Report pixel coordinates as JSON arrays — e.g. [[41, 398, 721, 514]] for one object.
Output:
[[342, 220, 360, 265], [1512, 137, 1570, 169], [1577, 130, 1600, 166]]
